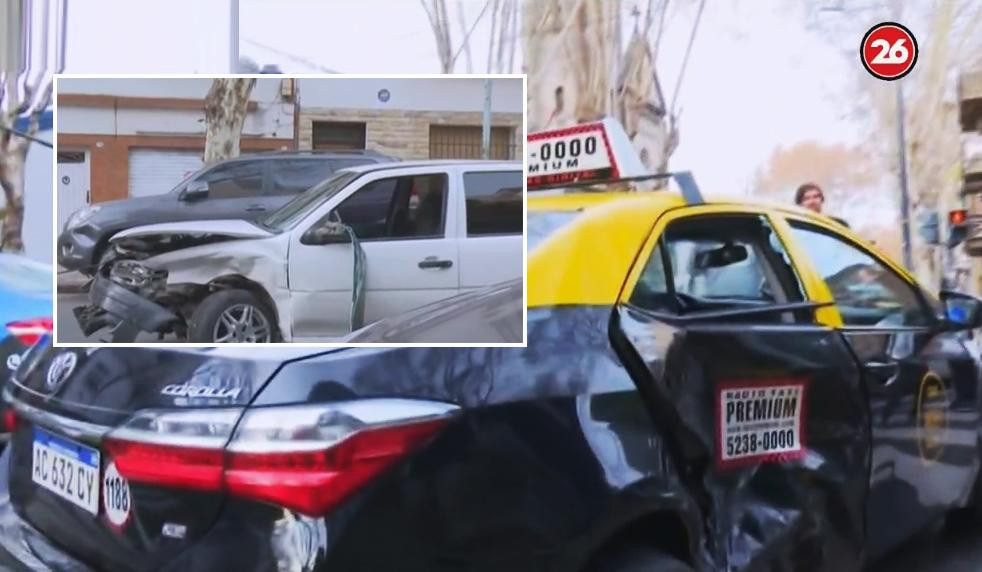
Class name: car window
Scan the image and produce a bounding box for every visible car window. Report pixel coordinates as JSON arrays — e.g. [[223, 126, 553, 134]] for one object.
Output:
[[268, 160, 334, 196], [463, 171, 522, 236], [199, 160, 265, 199], [788, 221, 930, 327], [333, 173, 448, 240], [630, 215, 803, 317]]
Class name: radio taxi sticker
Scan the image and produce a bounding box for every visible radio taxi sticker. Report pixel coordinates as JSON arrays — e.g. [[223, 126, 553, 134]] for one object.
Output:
[[526, 122, 619, 188], [716, 380, 807, 470], [102, 461, 132, 530]]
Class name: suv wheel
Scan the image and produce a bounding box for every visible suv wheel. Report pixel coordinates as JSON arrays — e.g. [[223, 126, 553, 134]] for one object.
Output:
[[592, 546, 694, 572], [188, 289, 277, 343]]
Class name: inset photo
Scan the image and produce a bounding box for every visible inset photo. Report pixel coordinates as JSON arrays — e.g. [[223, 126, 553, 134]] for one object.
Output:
[[54, 75, 525, 346]]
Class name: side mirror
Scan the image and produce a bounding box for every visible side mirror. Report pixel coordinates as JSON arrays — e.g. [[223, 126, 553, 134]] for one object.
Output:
[[940, 290, 982, 331], [301, 221, 352, 245], [181, 180, 210, 201]]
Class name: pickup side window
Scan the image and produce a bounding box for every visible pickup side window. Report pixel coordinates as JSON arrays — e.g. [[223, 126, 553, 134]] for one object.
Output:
[[788, 221, 931, 327], [333, 173, 448, 240], [630, 214, 804, 320], [462, 171, 523, 236]]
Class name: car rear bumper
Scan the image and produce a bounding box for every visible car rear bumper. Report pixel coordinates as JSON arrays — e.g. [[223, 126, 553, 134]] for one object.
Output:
[[75, 274, 178, 339]]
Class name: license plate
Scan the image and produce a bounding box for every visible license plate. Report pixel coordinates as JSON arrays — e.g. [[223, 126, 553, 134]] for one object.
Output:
[[31, 427, 100, 515]]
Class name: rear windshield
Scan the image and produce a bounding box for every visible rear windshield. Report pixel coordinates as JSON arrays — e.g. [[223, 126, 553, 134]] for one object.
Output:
[[0, 256, 52, 293], [528, 211, 581, 251]]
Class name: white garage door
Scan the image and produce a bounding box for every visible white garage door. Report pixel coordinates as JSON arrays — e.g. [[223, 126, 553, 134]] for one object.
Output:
[[128, 149, 204, 198]]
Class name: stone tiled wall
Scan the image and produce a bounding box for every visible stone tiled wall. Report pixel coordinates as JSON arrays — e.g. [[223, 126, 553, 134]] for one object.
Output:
[[298, 108, 523, 159]]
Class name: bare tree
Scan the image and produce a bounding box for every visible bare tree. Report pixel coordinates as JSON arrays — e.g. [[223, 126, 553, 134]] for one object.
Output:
[[0, 0, 64, 253], [203, 78, 257, 166], [421, 0, 456, 73]]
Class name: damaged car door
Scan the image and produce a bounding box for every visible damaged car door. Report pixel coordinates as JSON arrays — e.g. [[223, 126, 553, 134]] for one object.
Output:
[[288, 169, 460, 340], [612, 209, 870, 571], [785, 219, 982, 563]]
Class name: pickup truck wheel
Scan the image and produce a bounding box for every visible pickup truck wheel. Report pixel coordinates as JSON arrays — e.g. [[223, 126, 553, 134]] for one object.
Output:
[[188, 289, 277, 343], [591, 546, 694, 572]]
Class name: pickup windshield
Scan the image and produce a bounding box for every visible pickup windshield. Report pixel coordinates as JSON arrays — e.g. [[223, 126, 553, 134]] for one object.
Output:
[[260, 170, 360, 232]]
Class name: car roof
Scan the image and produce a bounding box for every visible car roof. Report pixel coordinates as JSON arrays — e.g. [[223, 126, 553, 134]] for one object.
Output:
[[339, 159, 521, 174], [528, 188, 912, 309], [218, 150, 392, 163]]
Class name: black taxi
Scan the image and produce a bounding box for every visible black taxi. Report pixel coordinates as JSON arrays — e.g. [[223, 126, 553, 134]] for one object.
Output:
[[526, 118, 982, 570]]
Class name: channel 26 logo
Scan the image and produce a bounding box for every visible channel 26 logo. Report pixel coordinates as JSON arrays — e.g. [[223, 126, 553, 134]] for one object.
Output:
[[861, 22, 918, 81]]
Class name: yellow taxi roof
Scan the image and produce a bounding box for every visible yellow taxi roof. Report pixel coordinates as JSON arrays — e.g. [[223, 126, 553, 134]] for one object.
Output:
[[528, 189, 916, 308]]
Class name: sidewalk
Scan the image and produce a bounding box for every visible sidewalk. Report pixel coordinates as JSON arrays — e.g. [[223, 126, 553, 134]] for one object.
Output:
[[57, 267, 89, 294]]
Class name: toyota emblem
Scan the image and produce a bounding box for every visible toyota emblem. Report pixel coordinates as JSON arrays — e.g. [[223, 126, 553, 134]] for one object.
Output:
[[45, 352, 77, 392]]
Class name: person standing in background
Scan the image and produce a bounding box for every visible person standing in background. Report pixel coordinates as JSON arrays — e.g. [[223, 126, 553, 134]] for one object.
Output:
[[795, 182, 850, 228], [795, 182, 825, 214]]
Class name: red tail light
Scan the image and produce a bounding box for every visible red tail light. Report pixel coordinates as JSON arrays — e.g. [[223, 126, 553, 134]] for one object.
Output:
[[225, 418, 448, 515], [104, 440, 226, 490], [105, 400, 457, 516], [6, 317, 53, 346], [1, 409, 17, 433]]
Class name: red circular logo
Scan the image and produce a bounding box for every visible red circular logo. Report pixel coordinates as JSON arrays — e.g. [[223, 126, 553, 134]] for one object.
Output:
[[861, 22, 918, 80]]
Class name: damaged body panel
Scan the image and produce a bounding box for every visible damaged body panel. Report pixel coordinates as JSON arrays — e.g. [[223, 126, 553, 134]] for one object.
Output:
[[77, 222, 292, 342]]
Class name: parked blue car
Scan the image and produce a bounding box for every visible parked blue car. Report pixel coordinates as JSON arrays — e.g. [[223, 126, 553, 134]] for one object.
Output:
[[0, 252, 52, 384]]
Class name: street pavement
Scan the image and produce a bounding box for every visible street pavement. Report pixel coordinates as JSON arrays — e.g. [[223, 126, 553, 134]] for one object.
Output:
[[867, 516, 982, 572]]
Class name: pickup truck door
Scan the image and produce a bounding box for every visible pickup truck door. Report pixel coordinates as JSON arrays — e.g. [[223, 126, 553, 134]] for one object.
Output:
[[612, 209, 869, 571], [784, 219, 981, 562], [288, 169, 460, 339]]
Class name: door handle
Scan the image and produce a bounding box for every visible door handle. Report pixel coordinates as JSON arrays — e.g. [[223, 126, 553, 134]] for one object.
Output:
[[864, 361, 899, 384], [418, 257, 453, 270], [245, 205, 267, 212]]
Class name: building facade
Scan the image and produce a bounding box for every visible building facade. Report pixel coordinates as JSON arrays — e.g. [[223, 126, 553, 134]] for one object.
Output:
[[55, 77, 523, 231], [296, 78, 523, 160], [19, 110, 54, 264], [56, 78, 294, 229]]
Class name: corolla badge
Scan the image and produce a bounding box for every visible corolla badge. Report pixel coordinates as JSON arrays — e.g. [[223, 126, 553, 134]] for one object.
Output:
[[160, 383, 242, 400], [46, 352, 78, 392]]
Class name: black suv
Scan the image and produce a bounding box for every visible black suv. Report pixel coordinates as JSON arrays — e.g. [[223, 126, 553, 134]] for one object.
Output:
[[57, 150, 394, 275]]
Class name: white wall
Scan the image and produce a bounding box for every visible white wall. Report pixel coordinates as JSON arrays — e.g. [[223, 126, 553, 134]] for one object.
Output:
[[64, 0, 237, 73], [57, 79, 293, 139], [58, 78, 283, 103], [23, 132, 53, 264], [297, 78, 523, 113]]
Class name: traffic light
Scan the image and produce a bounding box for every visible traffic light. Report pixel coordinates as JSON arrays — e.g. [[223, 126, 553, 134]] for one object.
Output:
[[948, 208, 968, 248]]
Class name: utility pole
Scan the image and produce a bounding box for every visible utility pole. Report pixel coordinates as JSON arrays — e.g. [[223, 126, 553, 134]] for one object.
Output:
[[230, 0, 240, 73], [897, 82, 913, 268], [481, 78, 492, 159]]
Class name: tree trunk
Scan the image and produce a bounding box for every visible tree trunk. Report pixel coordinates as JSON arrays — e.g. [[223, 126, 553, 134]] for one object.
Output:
[[0, 130, 30, 253], [522, 0, 676, 172], [203, 78, 257, 166]]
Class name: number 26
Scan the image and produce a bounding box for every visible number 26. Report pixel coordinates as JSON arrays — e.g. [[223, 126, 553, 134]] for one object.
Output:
[[870, 38, 909, 64]]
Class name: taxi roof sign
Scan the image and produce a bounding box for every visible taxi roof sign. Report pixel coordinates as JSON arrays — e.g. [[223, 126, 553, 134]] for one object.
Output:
[[526, 118, 704, 205], [527, 117, 647, 189]]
